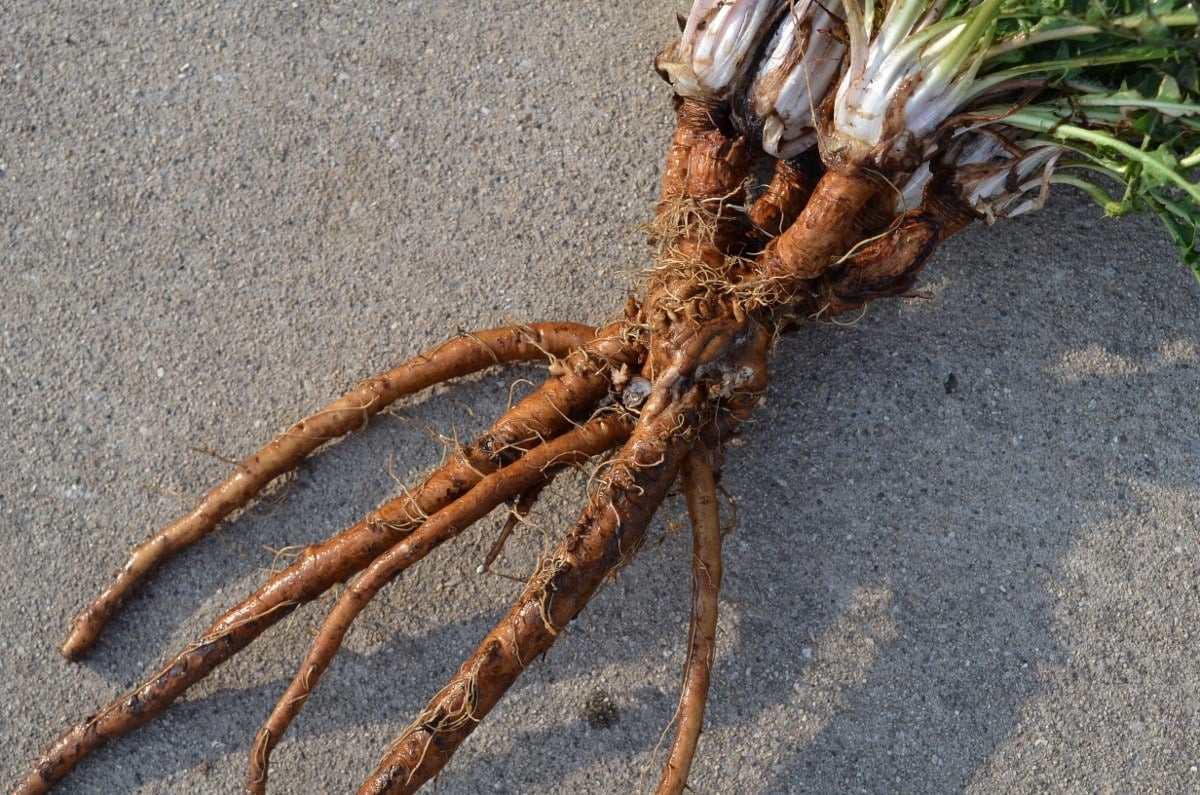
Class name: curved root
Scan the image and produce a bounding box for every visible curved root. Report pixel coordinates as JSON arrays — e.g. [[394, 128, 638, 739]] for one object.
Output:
[[357, 395, 703, 794], [19, 36, 983, 790], [18, 325, 630, 795], [656, 443, 723, 794], [747, 153, 821, 242], [61, 322, 597, 661], [246, 413, 634, 792]]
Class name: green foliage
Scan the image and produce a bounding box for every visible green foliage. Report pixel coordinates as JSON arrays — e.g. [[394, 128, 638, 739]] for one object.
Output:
[[839, 0, 1199, 271], [967, 1, 1200, 273]]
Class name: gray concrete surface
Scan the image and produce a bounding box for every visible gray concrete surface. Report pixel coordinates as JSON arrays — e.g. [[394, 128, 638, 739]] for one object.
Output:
[[3, 2, 1199, 793]]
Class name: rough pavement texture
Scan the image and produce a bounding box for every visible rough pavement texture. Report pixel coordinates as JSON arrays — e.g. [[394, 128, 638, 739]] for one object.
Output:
[[3, 2, 1199, 793]]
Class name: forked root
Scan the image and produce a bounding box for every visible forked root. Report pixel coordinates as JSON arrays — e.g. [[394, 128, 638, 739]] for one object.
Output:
[[477, 480, 550, 575], [356, 394, 705, 794], [61, 321, 598, 661], [18, 325, 632, 795], [246, 413, 635, 792], [656, 444, 724, 794]]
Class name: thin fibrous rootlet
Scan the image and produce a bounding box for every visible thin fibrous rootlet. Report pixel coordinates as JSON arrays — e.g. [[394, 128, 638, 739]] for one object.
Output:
[[15, 1, 1200, 793]]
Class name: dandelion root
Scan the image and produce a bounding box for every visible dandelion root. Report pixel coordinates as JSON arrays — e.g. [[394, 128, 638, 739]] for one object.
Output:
[[656, 444, 723, 795], [358, 394, 703, 794], [61, 322, 597, 661], [245, 413, 634, 793]]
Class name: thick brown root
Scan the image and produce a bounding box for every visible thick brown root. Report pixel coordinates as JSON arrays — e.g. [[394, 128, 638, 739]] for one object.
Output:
[[245, 413, 634, 793], [807, 186, 980, 317], [752, 168, 884, 288], [61, 321, 598, 661], [17, 614, 276, 795], [16, 10, 998, 788], [652, 97, 755, 267], [747, 153, 821, 240], [808, 211, 941, 317], [18, 325, 631, 795], [356, 393, 705, 795], [657, 98, 752, 211], [656, 444, 723, 794]]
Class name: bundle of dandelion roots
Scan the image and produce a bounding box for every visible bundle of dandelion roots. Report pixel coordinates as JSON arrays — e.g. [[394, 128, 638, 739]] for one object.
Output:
[[17, 1, 1199, 793]]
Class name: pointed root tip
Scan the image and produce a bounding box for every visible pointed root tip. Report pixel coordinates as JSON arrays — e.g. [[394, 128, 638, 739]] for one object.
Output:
[[59, 618, 100, 662]]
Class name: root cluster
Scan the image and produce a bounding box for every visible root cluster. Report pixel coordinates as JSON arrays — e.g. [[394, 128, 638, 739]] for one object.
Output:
[[17, 87, 979, 795]]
